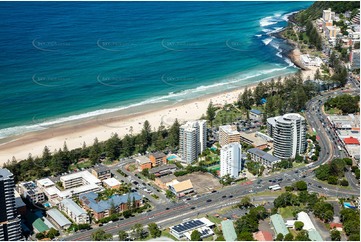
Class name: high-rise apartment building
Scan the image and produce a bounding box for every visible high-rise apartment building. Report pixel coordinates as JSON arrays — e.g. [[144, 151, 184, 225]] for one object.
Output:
[[179, 120, 207, 163], [0, 169, 23, 241], [267, 113, 307, 159], [219, 125, 240, 147], [220, 142, 242, 178]]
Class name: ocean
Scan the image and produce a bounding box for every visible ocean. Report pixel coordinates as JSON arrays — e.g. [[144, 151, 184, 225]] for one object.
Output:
[[0, 1, 313, 139]]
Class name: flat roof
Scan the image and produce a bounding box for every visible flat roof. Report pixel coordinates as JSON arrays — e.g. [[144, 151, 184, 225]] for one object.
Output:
[[248, 148, 280, 163], [219, 125, 240, 135], [33, 218, 49, 233], [149, 164, 177, 174], [270, 214, 289, 236], [221, 220, 237, 241], [136, 156, 152, 165], [103, 178, 121, 187], [171, 219, 205, 233], [60, 170, 101, 184], [46, 209, 71, 227], [60, 198, 87, 216], [37, 178, 55, 187], [0, 168, 12, 180], [240, 132, 267, 147], [308, 229, 323, 241], [150, 152, 166, 159], [297, 212, 315, 231], [250, 109, 263, 115]]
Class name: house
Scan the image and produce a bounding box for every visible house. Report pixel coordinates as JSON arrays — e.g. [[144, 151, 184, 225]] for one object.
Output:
[[221, 220, 237, 241], [32, 218, 50, 234], [154, 174, 177, 190], [253, 231, 273, 241], [149, 164, 178, 177], [59, 199, 90, 224], [79, 192, 142, 221], [90, 166, 111, 180], [136, 156, 152, 171], [270, 214, 288, 237], [168, 179, 194, 197], [247, 148, 281, 168], [250, 109, 263, 121], [330, 223, 343, 232], [343, 137, 360, 145], [297, 212, 323, 241], [102, 178, 121, 189], [149, 152, 167, 167], [46, 209, 72, 230]]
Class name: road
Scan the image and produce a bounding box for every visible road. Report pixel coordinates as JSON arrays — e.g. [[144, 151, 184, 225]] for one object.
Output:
[[63, 86, 360, 241]]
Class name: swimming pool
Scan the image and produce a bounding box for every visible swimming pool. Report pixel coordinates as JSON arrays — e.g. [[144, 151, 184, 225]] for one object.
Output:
[[167, 155, 177, 160], [343, 202, 356, 209]]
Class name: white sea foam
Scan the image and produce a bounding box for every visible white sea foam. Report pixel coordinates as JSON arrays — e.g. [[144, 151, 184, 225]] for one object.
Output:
[[281, 11, 298, 21], [260, 16, 277, 27], [262, 38, 273, 45], [255, 34, 262, 37]]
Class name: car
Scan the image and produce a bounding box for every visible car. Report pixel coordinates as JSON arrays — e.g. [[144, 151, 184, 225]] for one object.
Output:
[[211, 190, 217, 193], [295, 171, 299, 173], [222, 195, 227, 198], [190, 207, 196, 210], [229, 195, 233, 198], [269, 179, 272, 182], [186, 197, 191, 200], [318, 185, 322, 188], [165, 207, 170, 210], [207, 199, 212, 202], [278, 178, 283, 181], [302, 175, 306, 178]]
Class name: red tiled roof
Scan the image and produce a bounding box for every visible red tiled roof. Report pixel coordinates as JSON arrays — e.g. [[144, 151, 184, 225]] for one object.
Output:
[[330, 223, 343, 228], [343, 137, 360, 145], [253, 231, 273, 241]]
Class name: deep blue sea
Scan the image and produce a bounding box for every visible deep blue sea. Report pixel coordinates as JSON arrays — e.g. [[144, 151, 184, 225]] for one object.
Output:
[[0, 1, 313, 139]]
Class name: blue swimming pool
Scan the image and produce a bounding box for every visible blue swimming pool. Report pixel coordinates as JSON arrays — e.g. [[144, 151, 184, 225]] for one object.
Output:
[[344, 202, 356, 209], [167, 155, 177, 160]]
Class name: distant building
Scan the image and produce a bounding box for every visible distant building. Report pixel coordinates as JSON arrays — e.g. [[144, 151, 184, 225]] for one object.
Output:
[[325, 26, 341, 40], [250, 109, 263, 121], [18, 181, 45, 204], [179, 120, 207, 163], [253, 231, 273, 241], [267, 113, 307, 159], [220, 142, 242, 178], [221, 220, 237, 241], [102, 178, 121, 190], [270, 214, 289, 237], [79, 192, 142, 221], [90, 166, 111, 181], [168, 179, 194, 197], [59, 199, 90, 224], [136, 156, 152, 171], [149, 152, 167, 167], [219, 125, 240, 147], [300, 54, 323, 67], [154, 174, 177, 190], [46, 209, 72, 230], [170, 218, 215, 240], [0, 169, 23, 241], [247, 148, 281, 168], [60, 171, 102, 190], [240, 132, 268, 150]]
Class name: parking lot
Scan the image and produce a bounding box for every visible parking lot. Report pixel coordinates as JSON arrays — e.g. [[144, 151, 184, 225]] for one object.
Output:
[[176, 172, 222, 194]]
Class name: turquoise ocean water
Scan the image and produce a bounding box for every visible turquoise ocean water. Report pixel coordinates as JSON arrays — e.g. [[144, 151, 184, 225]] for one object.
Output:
[[0, 1, 313, 139]]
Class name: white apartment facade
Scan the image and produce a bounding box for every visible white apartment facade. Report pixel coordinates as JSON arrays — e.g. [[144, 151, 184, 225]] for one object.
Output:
[[220, 142, 242, 178], [179, 120, 207, 163], [267, 113, 307, 159], [59, 199, 90, 224]]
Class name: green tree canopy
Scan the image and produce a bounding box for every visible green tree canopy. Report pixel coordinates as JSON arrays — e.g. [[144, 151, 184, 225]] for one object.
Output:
[[191, 230, 202, 241]]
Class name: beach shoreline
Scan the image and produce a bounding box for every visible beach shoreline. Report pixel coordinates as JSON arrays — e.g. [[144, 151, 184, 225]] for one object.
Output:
[[0, 65, 317, 165]]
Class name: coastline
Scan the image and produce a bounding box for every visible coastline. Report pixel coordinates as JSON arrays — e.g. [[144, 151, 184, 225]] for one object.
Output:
[[0, 67, 316, 165]]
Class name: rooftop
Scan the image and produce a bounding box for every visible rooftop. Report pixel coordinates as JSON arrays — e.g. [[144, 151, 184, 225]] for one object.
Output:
[[91, 165, 110, 173], [171, 219, 205, 233], [33, 218, 49, 233], [103, 178, 121, 187], [221, 220, 237, 241], [219, 125, 240, 136], [253, 231, 273, 241], [60, 170, 101, 184], [46, 209, 71, 227], [37, 178, 55, 187], [248, 148, 280, 163], [156, 174, 177, 184], [60, 198, 87, 217], [240, 132, 268, 147], [297, 211, 315, 231], [308, 228, 323, 241], [149, 164, 177, 175], [343, 137, 360, 145], [149, 152, 166, 159], [250, 109, 263, 115], [136, 156, 152, 165], [0, 168, 12, 180], [170, 179, 193, 193], [270, 214, 289, 236]]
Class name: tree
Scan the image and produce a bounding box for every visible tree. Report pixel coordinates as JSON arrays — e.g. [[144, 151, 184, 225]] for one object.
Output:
[[294, 230, 310, 241], [165, 189, 175, 199], [285, 233, 294, 241], [191, 230, 202, 241], [131, 223, 144, 240], [206, 101, 216, 127], [239, 196, 252, 208], [168, 119, 180, 149], [347, 233, 360, 241], [91, 229, 112, 241], [35, 232, 45, 240], [330, 229, 341, 241], [89, 137, 101, 164], [294, 221, 304, 231], [148, 223, 161, 238], [42, 146, 51, 162], [276, 233, 284, 241], [340, 179, 349, 186], [105, 133, 121, 160], [118, 230, 128, 241], [293, 181, 307, 191], [47, 228, 59, 239]]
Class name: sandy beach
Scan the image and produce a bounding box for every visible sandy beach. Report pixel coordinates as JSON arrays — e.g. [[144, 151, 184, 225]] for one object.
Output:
[[0, 68, 317, 166]]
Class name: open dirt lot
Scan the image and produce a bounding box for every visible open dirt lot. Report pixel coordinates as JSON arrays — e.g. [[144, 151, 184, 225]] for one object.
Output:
[[177, 172, 222, 194]]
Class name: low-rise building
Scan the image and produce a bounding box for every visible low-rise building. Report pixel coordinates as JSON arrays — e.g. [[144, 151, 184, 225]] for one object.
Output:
[[79, 192, 142, 221], [170, 218, 214, 240], [149, 152, 167, 167], [270, 214, 288, 237], [154, 174, 177, 190], [300, 54, 323, 67], [247, 148, 281, 168], [46, 209, 72, 230], [297, 212, 323, 241], [18, 181, 45, 204], [253, 231, 273, 241], [102, 178, 121, 190], [149, 164, 177, 177], [221, 220, 237, 241], [60, 171, 101, 189], [240, 132, 268, 150], [168, 179, 194, 197], [136, 156, 152, 171], [59, 198, 90, 224], [250, 109, 263, 121], [90, 166, 111, 181]]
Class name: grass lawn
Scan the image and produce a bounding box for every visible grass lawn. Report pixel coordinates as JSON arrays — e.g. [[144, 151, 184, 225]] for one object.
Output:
[[128, 164, 137, 172], [161, 230, 178, 241], [103, 159, 118, 165], [69, 160, 92, 170], [315, 179, 352, 190], [251, 190, 283, 197], [279, 206, 297, 219], [203, 235, 214, 241], [325, 107, 342, 115], [206, 215, 223, 225]]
